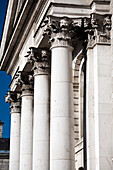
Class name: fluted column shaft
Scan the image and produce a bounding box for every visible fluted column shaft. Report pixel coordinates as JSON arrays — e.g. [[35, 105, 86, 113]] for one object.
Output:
[[19, 76, 34, 170]]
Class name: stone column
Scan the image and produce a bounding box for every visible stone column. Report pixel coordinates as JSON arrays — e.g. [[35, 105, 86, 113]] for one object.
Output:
[[28, 48, 50, 170], [110, 1, 113, 169], [43, 17, 75, 170], [86, 13, 113, 170], [19, 72, 34, 170], [86, 47, 95, 170], [94, 44, 113, 170], [6, 91, 21, 170]]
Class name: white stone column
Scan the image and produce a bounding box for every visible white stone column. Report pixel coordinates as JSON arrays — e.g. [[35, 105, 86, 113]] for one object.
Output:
[[110, 2, 113, 169], [50, 46, 74, 170], [86, 13, 113, 170], [86, 47, 95, 170], [93, 44, 113, 170], [6, 91, 21, 170], [43, 17, 75, 170], [28, 48, 50, 170], [19, 73, 34, 170]]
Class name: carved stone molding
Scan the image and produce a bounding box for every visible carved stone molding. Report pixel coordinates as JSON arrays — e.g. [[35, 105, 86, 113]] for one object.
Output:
[[42, 16, 76, 47], [5, 91, 21, 113], [33, 61, 50, 75], [88, 13, 111, 46], [15, 71, 34, 94], [25, 48, 50, 75], [42, 14, 111, 48], [21, 83, 33, 94]]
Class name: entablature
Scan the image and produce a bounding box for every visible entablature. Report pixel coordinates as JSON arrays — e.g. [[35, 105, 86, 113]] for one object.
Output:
[[0, 0, 111, 92]]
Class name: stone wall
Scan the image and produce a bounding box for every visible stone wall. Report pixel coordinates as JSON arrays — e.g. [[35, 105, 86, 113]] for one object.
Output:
[[0, 139, 10, 170], [0, 154, 9, 170]]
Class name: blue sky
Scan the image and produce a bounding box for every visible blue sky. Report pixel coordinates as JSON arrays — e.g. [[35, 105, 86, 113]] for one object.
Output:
[[0, 0, 11, 138]]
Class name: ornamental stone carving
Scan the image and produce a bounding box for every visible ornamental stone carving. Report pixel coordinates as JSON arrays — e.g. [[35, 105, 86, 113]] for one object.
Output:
[[15, 71, 34, 94], [42, 14, 111, 48], [25, 47, 50, 75], [5, 91, 21, 113], [89, 13, 111, 45], [42, 16, 76, 47]]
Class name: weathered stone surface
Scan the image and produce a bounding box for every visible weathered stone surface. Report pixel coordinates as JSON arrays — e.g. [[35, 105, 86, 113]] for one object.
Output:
[[0, 0, 113, 170]]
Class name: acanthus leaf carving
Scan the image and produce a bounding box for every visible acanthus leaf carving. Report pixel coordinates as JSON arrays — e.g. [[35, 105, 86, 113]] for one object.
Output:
[[14, 71, 34, 94], [42, 13, 111, 48], [88, 13, 111, 46], [25, 48, 51, 75], [5, 91, 21, 113]]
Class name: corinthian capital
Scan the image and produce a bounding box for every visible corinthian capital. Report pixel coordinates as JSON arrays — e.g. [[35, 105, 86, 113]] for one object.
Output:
[[15, 71, 34, 94], [5, 91, 21, 113], [42, 14, 111, 48], [25, 48, 50, 75], [42, 16, 75, 47], [88, 13, 111, 46], [42, 16, 92, 47]]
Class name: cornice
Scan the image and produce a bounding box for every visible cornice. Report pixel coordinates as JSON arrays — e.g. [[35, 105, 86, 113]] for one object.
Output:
[[90, 0, 110, 7], [0, 0, 18, 56], [0, 0, 92, 74], [0, 0, 41, 72]]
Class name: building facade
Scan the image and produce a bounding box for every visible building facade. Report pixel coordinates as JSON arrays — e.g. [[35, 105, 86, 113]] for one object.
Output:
[[0, 120, 10, 170], [0, 121, 4, 138], [0, 0, 113, 170]]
